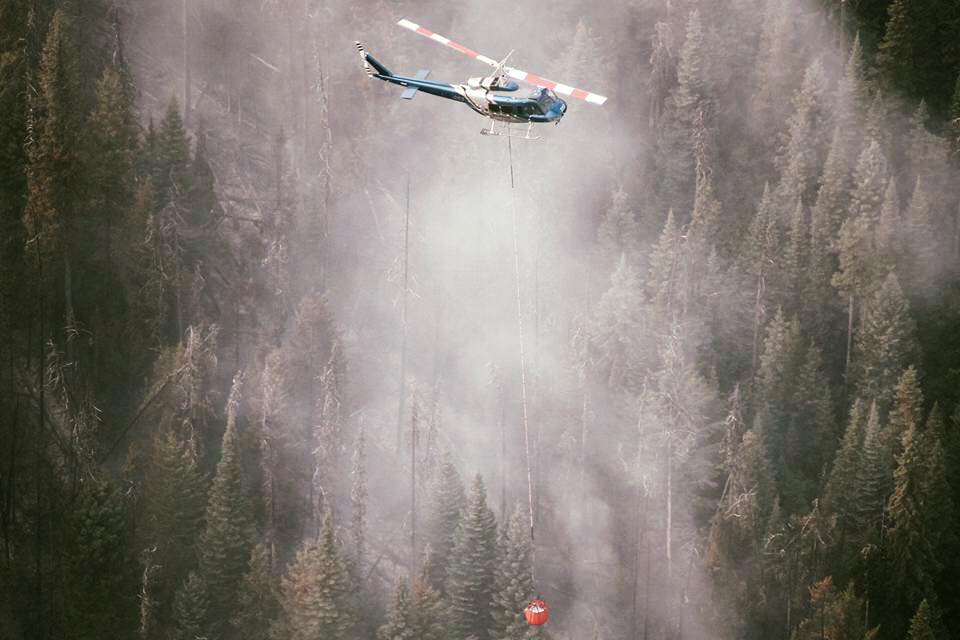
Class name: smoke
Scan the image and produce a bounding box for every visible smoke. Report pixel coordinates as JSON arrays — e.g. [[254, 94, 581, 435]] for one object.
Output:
[[120, 0, 958, 637]]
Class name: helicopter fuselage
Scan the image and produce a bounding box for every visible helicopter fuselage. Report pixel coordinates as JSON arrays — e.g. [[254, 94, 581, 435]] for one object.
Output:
[[370, 70, 568, 125]]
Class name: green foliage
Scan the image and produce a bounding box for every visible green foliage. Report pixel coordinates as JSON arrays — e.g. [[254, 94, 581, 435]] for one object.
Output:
[[446, 474, 498, 640], [170, 572, 210, 640], [790, 577, 876, 640], [232, 543, 280, 640], [275, 511, 355, 640], [378, 578, 443, 640], [886, 405, 956, 616], [492, 507, 541, 640], [199, 374, 253, 635], [852, 273, 920, 412], [422, 455, 467, 595], [907, 599, 941, 640]]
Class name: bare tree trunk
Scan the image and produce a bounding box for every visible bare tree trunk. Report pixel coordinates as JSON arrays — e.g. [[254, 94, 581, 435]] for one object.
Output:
[[397, 176, 410, 453], [410, 402, 417, 576], [182, 0, 190, 127], [666, 440, 673, 579], [845, 295, 854, 379]]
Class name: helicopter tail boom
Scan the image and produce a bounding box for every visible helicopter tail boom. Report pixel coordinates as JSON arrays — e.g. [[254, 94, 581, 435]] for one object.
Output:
[[355, 42, 392, 77]]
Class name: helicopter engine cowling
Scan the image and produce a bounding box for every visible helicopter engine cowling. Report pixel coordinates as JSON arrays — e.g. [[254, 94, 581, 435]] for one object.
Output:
[[471, 76, 519, 92]]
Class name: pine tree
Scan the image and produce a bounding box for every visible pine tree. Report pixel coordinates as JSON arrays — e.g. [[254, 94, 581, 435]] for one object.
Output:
[[901, 177, 936, 291], [199, 373, 253, 635], [775, 58, 830, 207], [849, 140, 888, 225], [155, 96, 192, 211], [907, 599, 940, 640], [170, 571, 210, 640], [782, 199, 808, 315], [886, 367, 924, 467], [233, 543, 280, 640], [886, 405, 956, 614], [851, 273, 919, 413], [378, 578, 443, 640], [949, 76, 960, 162], [446, 474, 498, 640], [492, 506, 540, 640], [751, 0, 802, 149], [143, 424, 207, 625], [187, 128, 220, 226], [422, 455, 466, 594], [350, 424, 368, 572], [833, 35, 866, 172], [275, 511, 355, 640], [596, 186, 641, 266], [646, 210, 681, 309], [875, 179, 902, 276], [590, 253, 645, 390], [790, 577, 876, 640], [905, 101, 948, 202], [855, 401, 890, 543]]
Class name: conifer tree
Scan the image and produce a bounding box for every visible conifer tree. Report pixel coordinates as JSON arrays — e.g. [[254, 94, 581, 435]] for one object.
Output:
[[275, 511, 355, 640], [849, 140, 888, 225], [589, 253, 645, 390], [170, 571, 210, 640], [907, 599, 940, 640], [155, 96, 192, 211], [188, 128, 221, 226], [422, 455, 467, 594], [143, 425, 207, 624], [851, 273, 919, 412], [775, 59, 830, 206], [832, 35, 866, 172], [751, 0, 801, 148], [646, 210, 681, 309], [901, 177, 936, 290], [790, 577, 875, 640], [199, 373, 253, 635], [446, 474, 498, 640], [824, 399, 866, 564], [232, 543, 280, 640], [492, 506, 540, 640], [875, 179, 902, 276], [886, 366, 924, 466], [855, 401, 890, 542], [596, 186, 641, 266], [350, 423, 368, 572], [905, 101, 948, 202], [949, 76, 960, 162], [886, 405, 956, 614], [378, 577, 443, 640]]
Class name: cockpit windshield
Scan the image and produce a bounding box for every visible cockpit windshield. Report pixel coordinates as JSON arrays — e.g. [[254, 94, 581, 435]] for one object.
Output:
[[530, 87, 558, 110]]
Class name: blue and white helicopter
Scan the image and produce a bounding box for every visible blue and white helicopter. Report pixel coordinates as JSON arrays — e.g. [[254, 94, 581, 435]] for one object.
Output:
[[356, 18, 607, 139]]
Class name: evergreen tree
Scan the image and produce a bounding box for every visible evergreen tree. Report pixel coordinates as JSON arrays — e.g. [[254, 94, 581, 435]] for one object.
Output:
[[199, 373, 253, 636], [233, 543, 280, 640], [446, 474, 498, 640], [949, 76, 960, 162], [854, 401, 890, 543], [901, 177, 936, 290], [886, 405, 956, 617], [187, 128, 221, 226], [646, 210, 682, 309], [378, 578, 443, 640], [751, 0, 802, 149], [275, 511, 355, 640], [492, 506, 540, 640], [155, 96, 192, 211], [886, 366, 924, 467], [824, 399, 866, 540], [851, 273, 919, 413], [422, 455, 467, 595], [170, 571, 210, 640], [832, 35, 866, 172], [143, 425, 207, 626], [596, 186, 641, 266], [775, 58, 830, 206], [589, 253, 645, 390], [907, 599, 941, 640], [790, 577, 876, 640], [875, 179, 902, 276], [350, 424, 368, 571], [849, 140, 889, 225]]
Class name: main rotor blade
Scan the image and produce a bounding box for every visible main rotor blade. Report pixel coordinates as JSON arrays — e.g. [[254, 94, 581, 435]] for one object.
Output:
[[397, 19, 501, 69], [396, 18, 607, 105]]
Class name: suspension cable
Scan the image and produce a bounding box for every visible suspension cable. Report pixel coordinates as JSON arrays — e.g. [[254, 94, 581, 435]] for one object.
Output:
[[508, 132, 536, 579]]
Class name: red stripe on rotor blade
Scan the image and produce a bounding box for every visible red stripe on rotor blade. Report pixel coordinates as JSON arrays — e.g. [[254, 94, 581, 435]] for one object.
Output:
[[524, 73, 556, 89], [571, 88, 588, 100], [416, 26, 434, 37], [448, 41, 479, 57]]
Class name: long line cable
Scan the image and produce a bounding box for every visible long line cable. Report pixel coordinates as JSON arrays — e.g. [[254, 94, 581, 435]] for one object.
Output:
[[507, 132, 536, 580]]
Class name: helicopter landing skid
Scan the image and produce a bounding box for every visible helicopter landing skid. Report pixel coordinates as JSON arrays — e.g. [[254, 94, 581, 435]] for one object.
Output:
[[480, 121, 539, 140]]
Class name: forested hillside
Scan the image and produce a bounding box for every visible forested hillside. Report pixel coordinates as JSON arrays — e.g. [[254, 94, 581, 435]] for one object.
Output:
[[1, 1, 960, 639]]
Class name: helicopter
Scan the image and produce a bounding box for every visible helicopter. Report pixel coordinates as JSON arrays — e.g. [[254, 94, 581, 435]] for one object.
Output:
[[356, 18, 607, 139]]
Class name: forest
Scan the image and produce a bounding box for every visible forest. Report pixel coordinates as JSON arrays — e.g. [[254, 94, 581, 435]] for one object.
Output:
[[1, 0, 960, 639]]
